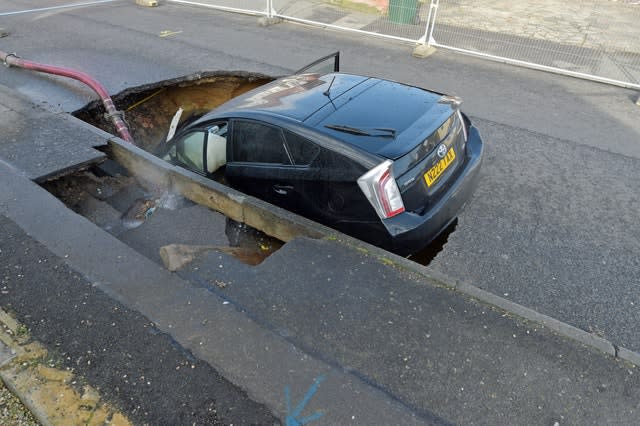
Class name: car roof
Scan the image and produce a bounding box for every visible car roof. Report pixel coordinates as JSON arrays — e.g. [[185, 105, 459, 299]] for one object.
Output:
[[193, 72, 455, 159], [202, 73, 367, 121]]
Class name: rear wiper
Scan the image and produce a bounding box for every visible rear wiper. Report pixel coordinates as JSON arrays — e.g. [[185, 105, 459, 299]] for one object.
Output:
[[325, 124, 396, 138]]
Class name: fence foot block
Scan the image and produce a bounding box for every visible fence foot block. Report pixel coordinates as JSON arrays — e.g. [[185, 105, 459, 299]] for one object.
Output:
[[136, 0, 158, 6], [258, 16, 282, 27], [412, 44, 437, 58]]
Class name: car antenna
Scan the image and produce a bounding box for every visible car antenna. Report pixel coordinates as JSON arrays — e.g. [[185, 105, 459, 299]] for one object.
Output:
[[323, 75, 336, 98]]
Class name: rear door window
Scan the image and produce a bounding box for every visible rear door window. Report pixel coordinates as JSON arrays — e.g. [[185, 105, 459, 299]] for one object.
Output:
[[231, 120, 289, 165], [284, 130, 320, 166]]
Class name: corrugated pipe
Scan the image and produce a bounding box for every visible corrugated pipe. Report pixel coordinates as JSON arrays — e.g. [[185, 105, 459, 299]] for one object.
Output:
[[1, 50, 135, 144]]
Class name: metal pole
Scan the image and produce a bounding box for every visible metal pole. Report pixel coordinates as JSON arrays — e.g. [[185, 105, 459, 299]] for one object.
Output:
[[267, 0, 274, 18], [418, 0, 439, 45], [427, 0, 440, 45]]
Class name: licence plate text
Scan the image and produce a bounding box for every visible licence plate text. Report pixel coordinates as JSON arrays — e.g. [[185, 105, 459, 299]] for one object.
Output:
[[424, 147, 456, 187]]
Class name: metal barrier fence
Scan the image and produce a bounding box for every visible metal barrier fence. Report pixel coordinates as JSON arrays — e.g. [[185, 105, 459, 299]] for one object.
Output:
[[272, 0, 428, 43], [167, 0, 640, 90], [428, 0, 640, 90]]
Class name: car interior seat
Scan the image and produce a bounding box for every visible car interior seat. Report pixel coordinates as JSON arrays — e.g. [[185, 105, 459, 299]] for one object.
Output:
[[207, 132, 227, 173]]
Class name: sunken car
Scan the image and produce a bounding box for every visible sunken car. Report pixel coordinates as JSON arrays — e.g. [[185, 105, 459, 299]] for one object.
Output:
[[157, 53, 483, 256]]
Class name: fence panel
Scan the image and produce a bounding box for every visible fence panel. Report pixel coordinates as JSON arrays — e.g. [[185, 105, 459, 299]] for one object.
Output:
[[272, 0, 428, 43], [429, 0, 640, 89], [166, 0, 640, 89]]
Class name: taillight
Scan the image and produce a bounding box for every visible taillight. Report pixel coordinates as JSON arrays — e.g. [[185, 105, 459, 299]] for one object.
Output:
[[357, 160, 405, 219]]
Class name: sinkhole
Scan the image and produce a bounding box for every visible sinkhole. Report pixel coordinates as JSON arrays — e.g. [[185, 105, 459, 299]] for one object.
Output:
[[65, 72, 454, 267], [73, 71, 275, 153]]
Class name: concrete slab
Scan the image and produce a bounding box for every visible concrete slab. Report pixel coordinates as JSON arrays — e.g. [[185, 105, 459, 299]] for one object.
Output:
[[332, 11, 380, 30], [118, 203, 230, 266], [0, 84, 40, 114], [0, 85, 106, 181]]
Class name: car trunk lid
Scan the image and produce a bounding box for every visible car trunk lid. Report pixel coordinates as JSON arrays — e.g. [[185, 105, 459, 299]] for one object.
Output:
[[310, 78, 454, 160], [393, 110, 468, 214]]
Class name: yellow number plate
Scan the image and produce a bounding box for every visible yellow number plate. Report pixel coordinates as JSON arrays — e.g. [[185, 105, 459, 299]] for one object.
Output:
[[424, 147, 456, 187]]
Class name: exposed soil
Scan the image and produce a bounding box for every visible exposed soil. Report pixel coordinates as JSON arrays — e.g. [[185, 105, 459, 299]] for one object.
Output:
[[74, 72, 274, 152]]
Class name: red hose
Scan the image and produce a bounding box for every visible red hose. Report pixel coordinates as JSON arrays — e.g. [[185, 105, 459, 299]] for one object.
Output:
[[1, 50, 134, 144]]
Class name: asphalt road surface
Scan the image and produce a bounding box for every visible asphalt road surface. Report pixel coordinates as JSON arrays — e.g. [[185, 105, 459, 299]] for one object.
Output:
[[428, 117, 640, 352], [0, 0, 638, 363]]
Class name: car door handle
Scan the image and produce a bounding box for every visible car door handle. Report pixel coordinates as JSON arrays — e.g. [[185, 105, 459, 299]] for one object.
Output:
[[273, 184, 294, 195]]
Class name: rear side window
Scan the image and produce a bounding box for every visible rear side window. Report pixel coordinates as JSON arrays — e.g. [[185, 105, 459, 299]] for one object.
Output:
[[284, 131, 320, 166], [232, 120, 289, 164]]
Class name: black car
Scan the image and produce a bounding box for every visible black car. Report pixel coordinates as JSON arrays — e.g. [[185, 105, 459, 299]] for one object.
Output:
[[159, 53, 483, 256]]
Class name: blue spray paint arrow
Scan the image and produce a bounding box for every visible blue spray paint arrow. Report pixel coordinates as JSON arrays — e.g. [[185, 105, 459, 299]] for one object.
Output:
[[285, 375, 325, 426]]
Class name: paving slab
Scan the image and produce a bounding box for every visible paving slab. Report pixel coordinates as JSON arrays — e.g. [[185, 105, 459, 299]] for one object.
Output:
[[0, 85, 106, 182]]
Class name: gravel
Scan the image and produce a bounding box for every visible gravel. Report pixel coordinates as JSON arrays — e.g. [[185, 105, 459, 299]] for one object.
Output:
[[0, 381, 38, 426]]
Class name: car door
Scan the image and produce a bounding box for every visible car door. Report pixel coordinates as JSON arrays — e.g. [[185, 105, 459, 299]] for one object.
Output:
[[225, 119, 317, 216], [163, 121, 228, 177], [294, 51, 340, 75], [172, 129, 207, 175]]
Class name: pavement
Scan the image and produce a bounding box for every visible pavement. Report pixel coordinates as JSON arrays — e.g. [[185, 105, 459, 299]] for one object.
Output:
[[0, 2, 640, 425], [0, 45, 639, 426], [427, 0, 640, 88], [431, 0, 640, 53]]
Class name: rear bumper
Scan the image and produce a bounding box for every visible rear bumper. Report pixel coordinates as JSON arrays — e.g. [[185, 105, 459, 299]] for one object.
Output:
[[382, 125, 484, 256]]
